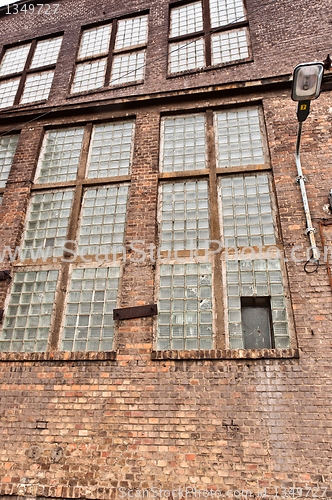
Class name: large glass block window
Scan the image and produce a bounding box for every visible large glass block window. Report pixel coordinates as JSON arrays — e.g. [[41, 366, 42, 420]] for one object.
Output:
[[0, 120, 133, 354], [61, 267, 120, 351], [22, 190, 74, 259], [226, 259, 290, 349], [0, 36, 63, 108], [215, 107, 265, 167], [168, 0, 250, 74], [0, 270, 58, 352], [36, 128, 85, 184], [87, 121, 134, 178], [77, 185, 129, 257], [158, 263, 213, 350], [220, 172, 290, 349], [0, 135, 19, 188], [220, 174, 276, 247], [159, 181, 209, 251], [161, 114, 206, 172], [72, 14, 148, 93]]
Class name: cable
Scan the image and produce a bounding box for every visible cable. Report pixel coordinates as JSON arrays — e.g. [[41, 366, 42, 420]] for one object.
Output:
[[0, 0, 282, 137]]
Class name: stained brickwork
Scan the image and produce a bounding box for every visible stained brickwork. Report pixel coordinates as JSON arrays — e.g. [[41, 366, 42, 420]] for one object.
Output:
[[0, 0, 332, 498]]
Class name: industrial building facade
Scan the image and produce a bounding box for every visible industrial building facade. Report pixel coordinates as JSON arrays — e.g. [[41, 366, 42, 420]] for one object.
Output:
[[0, 0, 332, 497]]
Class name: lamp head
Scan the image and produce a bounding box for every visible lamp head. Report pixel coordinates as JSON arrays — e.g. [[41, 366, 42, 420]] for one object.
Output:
[[291, 62, 324, 101]]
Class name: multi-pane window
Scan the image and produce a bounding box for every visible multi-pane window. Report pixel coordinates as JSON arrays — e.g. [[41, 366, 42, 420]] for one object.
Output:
[[0, 135, 19, 188], [168, 0, 250, 74], [157, 107, 292, 351], [157, 113, 213, 350], [1, 270, 58, 352], [72, 14, 148, 93], [0, 119, 135, 353], [77, 185, 129, 257], [61, 267, 120, 352], [158, 263, 213, 350], [0, 35, 63, 108]]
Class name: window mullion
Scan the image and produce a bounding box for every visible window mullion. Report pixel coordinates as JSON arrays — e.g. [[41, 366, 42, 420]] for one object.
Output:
[[65, 123, 92, 247], [48, 265, 70, 352], [202, 0, 211, 67], [206, 109, 225, 348], [105, 19, 118, 86], [13, 39, 36, 105]]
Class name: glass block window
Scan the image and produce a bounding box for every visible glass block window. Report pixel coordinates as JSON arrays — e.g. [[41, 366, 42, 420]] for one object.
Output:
[[161, 114, 206, 172], [78, 24, 112, 59], [160, 181, 209, 251], [209, 0, 246, 28], [110, 51, 145, 85], [211, 29, 249, 65], [0, 79, 20, 108], [36, 127, 85, 184], [226, 259, 289, 349], [215, 107, 265, 167], [87, 121, 134, 178], [72, 59, 107, 93], [20, 70, 55, 104], [62, 267, 120, 352], [170, 2, 203, 38], [30, 37, 63, 69], [0, 36, 62, 108], [0, 44, 30, 76], [0, 270, 58, 352], [72, 14, 148, 93], [169, 39, 205, 73], [78, 185, 129, 256], [157, 263, 213, 350], [115, 15, 148, 49], [220, 174, 276, 247], [22, 190, 74, 259], [168, 0, 250, 74], [0, 135, 19, 188]]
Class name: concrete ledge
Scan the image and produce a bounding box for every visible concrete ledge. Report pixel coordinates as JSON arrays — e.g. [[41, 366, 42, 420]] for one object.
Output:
[[0, 351, 117, 362], [151, 348, 300, 361]]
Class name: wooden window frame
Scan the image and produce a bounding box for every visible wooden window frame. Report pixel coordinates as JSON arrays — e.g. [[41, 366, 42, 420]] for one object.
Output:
[[0, 118, 135, 354], [156, 105, 295, 353], [0, 33, 63, 107], [167, 0, 250, 75], [71, 12, 149, 94]]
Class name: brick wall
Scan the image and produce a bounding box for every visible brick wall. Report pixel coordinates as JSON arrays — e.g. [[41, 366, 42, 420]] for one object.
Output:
[[0, 0, 332, 497]]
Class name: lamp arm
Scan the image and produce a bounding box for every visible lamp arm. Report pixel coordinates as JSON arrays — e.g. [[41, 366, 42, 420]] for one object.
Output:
[[295, 122, 319, 260]]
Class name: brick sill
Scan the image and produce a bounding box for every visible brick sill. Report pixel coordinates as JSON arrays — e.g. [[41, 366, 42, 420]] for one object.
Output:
[[0, 351, 116, 362], [151, 348, 299, 361]]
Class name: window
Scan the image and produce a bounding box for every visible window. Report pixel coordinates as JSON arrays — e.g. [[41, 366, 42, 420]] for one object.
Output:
[[156, 107, 292, 351], [0, 36, 63, 108], [72, 14, 148, 93], [0, 134, 19, 189], [0, 119, 135, 353], [168, 0, 250, 74]]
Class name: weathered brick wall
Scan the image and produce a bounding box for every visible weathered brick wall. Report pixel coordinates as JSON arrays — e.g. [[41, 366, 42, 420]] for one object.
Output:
[[1, 0, 332, 497], [0, 0, 331, 112], [0, 88, 331, 497]]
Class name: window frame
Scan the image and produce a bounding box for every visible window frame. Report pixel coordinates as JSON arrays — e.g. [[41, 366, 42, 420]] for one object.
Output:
[[155, 104, 296, 354], [0, 32, 63, 108], [167, 0, 251, 76], [70, 11, 149, 95], [0, 117, 136, 354]]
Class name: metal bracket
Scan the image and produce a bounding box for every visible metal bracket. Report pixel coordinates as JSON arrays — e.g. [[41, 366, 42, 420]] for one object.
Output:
[[306, 227, 316, 234], [296, 175, 307, 183], [0, 270, 11, 281], [113, 304, 158, 321]]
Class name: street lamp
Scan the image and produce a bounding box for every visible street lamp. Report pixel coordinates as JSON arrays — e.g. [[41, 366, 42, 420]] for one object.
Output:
[[291, 62, 324, 265]]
